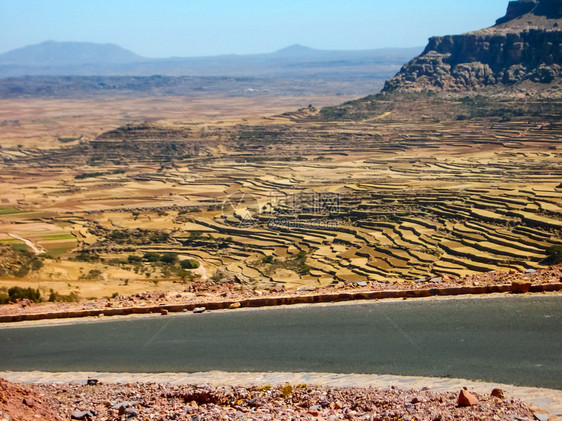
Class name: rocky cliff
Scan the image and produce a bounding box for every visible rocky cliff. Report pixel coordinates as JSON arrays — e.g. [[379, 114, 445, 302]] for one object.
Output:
[[383, 0, 562, 93]]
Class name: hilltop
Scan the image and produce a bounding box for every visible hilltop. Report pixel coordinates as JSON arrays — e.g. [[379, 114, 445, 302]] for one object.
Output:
[[383, 0, 562, 95], [0, 41, 144, 66]]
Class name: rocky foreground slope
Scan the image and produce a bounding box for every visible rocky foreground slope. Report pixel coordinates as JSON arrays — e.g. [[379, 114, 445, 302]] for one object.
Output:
[[383, 0, 562, 94], [0, 377, 548, 421]]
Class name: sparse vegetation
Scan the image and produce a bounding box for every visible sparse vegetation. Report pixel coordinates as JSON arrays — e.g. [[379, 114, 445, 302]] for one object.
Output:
[[58, 136, 81, 143], [543, 245, 562, 265], [48, 289, 80, 302], [75, 172, 104, 179], [0, 286, 41, 304], [0, 245, 43, 278], [262, 255, 274, 264], [180, 259, 200, 269]]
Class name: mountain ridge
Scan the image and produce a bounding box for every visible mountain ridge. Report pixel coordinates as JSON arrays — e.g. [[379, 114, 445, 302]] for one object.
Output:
[[0, 41, 422, 79]]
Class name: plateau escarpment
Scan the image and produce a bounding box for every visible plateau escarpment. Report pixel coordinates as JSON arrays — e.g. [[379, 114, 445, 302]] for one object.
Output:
[[384, 0, 562, 93]]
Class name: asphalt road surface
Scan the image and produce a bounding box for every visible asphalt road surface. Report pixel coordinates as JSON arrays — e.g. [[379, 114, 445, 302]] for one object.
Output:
[[1, 295, 560, 389]]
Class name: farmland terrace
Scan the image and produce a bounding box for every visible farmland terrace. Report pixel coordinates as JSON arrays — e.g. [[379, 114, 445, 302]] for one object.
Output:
[[0, 96, 560, 293]]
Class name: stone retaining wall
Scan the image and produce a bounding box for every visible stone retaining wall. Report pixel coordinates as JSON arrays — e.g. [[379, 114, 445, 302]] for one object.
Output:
[[1, 283, 560, 324]]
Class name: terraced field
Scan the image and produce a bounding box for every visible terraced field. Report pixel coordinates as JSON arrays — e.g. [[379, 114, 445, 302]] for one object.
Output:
[[0, 98, 560, 292]]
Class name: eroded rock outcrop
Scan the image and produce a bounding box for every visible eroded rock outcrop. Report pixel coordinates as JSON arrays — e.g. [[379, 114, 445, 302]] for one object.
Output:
[[384, 0, 562, 93]]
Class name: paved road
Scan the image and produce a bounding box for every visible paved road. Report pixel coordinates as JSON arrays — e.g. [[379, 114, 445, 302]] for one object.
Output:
[[0, 295, 560, 389]]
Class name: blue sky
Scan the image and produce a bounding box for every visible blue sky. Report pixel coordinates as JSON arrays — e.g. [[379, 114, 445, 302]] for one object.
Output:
[[1, 0, 508, 57]]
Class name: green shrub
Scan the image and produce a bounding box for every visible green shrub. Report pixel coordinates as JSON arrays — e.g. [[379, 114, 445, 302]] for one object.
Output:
[[48, 290, 80, 303], [180, 259, 200, 269], [75, 172, 104, 180], [189, 231, 203, 240], [81, 269, 102, 280], [543, 245, 562, 265], [7, 286, 41, 303], [0, 294, 9, 304], [161, 253, 179, 264], [127, 255, 143, 263], [74, 251, 100, 262], [262, 255, 274, 264], [143, 252, 161, 262], [108, 258, 128, 266]]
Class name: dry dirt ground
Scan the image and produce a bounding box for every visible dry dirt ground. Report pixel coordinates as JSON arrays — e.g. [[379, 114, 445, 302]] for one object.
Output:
[[0, 95, 355, 149]]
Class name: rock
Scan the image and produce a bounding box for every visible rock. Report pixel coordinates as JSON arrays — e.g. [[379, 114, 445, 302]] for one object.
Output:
[[112, 401, 139, 410], [512, 280, 532, 293], [71, 410, 94, 420], [86, 378, 98, 386], [160, 309, 169, 315], [534, 413, 549, 421], [125, 408, 139, 418], [356, 282, 368, 287], [193, 307, 206, 314], [22, 398, 35, 407], [457, 389, 479, 406], [329, 400, 343, 410], [490, 388, 505, 398], [229, 302, 241, 309]]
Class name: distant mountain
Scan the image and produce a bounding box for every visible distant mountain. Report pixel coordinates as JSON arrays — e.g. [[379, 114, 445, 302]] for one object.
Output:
[[272, 44, 319, 57], [0, 41, 144, 66], [0, 41, 422, 79]]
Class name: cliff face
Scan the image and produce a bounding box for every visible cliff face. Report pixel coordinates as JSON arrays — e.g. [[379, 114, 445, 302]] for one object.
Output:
[[384, 0, 562, 93]]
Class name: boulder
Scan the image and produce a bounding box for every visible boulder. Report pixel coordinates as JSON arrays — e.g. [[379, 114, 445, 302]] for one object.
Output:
[[491, 388, 505, 398], [193, 307, 206, 314], [457, 389, 479, 406]]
